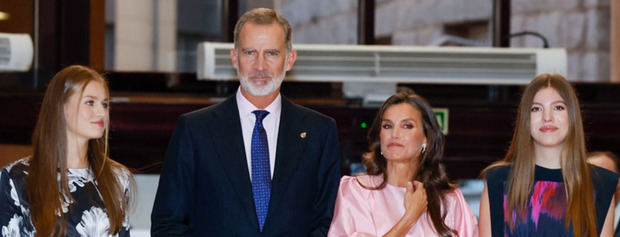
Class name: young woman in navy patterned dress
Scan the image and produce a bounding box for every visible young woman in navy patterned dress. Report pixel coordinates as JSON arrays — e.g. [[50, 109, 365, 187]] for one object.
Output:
[[478, 74, 617, 237], [0, 65, 135, 236]]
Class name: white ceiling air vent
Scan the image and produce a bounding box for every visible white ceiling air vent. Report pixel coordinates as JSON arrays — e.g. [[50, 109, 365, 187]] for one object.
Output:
[[198, 42, 566, 83], [197, 42, 566, 104], [0, 33, 33, 72]]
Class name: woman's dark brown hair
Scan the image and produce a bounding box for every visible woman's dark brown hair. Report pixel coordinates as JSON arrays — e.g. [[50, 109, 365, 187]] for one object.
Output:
[[363, 87, 456, 236], [27, 65, 133, 236]]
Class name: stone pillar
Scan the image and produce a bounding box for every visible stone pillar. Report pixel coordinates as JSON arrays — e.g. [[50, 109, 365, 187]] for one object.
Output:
[[612, 0, 619, 82], [115, 0, 153, 71], [114, 0, 176, 71], [155, 0, 177, 71]]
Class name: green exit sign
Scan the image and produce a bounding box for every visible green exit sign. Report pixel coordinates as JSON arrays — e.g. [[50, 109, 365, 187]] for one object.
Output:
[[432, 108, 449, 135]]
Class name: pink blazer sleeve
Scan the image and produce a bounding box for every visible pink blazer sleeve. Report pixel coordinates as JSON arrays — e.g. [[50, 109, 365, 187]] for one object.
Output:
[[444, 188, 479, 237], [328, 176, 377, 237]]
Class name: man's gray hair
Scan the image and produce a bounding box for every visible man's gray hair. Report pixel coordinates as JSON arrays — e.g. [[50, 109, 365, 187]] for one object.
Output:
[[233, 8, 293, 51]]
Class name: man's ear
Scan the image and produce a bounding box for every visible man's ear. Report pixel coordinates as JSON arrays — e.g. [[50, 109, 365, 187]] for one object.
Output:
[[230, 49, 238, 70], [286, 50, 297, 71]]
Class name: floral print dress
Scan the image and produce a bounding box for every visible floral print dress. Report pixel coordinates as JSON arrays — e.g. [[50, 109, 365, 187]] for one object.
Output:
[[0, 158, 131, 237]]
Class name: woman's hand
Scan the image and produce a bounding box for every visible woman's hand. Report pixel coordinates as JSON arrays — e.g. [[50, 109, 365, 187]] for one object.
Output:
[[383, 181, 427, 237], [403, 181, 427, 223]]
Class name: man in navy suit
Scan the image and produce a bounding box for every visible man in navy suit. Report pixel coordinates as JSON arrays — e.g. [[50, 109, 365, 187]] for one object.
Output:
[[151, 8, 341, 236]]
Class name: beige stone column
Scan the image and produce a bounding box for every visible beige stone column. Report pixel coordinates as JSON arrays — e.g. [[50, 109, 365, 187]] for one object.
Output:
[[613, 0, 620, 82], [156, 0, 177, 71], [115, 0, 153, 71], [114, 0, 176, 71]]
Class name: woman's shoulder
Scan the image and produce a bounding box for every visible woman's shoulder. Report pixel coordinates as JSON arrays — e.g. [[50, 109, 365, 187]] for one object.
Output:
[[108, 159, 131, 176], [335, 175, 384, 211], [108, 159, 134, 190], [484, 164, 511, 181], [1, 158, 30, 179], [338, 175, 363, 190], [589, 165, 618, 191], [338, 175, 383, 197], [441, 188, 479, 235], [441, 188, 470, 208], [590, 164, 618, 181], [443, 187, 465, 199], [341, 174, 383, 188]]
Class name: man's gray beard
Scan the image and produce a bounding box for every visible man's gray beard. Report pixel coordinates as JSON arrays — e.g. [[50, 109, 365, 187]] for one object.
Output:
[[237, 61, 287, 97]]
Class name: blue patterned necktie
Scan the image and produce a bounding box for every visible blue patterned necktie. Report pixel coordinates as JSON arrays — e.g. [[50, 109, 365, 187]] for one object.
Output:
[[251, 110, 271, 231]]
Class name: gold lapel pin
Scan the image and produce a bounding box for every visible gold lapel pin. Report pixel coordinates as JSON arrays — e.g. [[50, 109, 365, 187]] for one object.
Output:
[[300, 132, 307, 139]]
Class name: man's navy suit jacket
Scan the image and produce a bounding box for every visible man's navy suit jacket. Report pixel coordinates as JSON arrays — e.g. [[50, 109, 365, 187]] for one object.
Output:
[[151, 95, 341, 236]]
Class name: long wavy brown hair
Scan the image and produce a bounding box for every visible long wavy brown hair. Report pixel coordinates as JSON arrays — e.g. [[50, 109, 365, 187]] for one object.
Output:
[[362, 87, 457, 236], [482, 73, 596, 236], [27, 65, 134, 236]]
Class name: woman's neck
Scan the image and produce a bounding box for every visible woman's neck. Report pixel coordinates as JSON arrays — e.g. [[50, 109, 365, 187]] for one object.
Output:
[[66, 135, 89, 169], [386, 160, 417, 187], [534, 144, 563, 169]]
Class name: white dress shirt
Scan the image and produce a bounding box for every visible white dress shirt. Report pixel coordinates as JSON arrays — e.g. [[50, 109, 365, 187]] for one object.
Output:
[[236, 88, 281, 179]]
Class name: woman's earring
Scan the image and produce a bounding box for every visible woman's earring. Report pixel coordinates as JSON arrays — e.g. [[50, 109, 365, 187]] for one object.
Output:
[[421, 143, 427, 153]]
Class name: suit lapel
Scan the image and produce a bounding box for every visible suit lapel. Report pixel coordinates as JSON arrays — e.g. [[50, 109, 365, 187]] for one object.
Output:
[[211, 96, 259, 229], [267, 97, 308, 221]]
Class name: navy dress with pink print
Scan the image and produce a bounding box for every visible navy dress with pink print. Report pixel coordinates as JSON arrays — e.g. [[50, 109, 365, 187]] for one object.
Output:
[[486, 164, 617, 237]]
